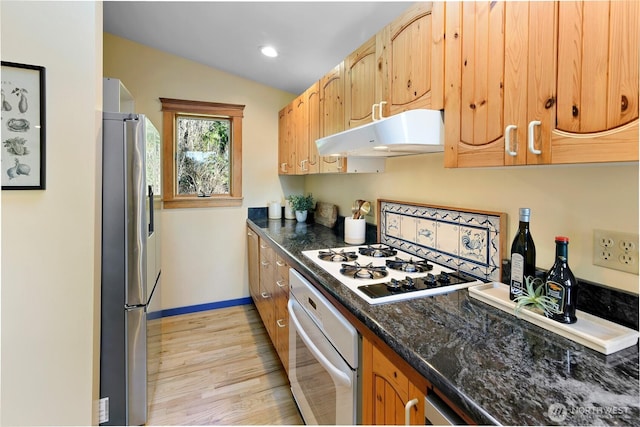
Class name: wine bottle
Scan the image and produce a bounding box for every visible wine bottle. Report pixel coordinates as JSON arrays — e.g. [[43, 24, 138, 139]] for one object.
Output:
[[544, 236, 579, 324], [509, 208, 536, 300]]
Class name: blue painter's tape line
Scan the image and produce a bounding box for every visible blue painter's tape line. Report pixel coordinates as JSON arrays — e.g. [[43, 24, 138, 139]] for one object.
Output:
[[147, 296, 253, 320]]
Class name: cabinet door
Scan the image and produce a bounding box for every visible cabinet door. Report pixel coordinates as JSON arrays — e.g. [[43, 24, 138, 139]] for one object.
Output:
[[362, 337, 425, 425], [380, 2, 445, 117], [550, 0, 639, 163], [278, 104, 295, 175], [258, 238, 276, 341], [444, 1, 513, 168], [247, 227, 259, 302], [345, 36, 380, 128], [293, 94, 307, 174], [320, 62, 348, 173], [306, 82, 321, 174], [274, 255, 290, 373]]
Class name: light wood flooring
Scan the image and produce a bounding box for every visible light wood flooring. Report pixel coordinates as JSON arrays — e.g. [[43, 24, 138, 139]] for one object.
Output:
[[147, 304, 304, 425]]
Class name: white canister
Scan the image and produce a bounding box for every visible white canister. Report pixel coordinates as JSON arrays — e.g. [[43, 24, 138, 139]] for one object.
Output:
[[344, 217, 366, 245], [268, 201, 282, 219], [284, 200, 296, 220]]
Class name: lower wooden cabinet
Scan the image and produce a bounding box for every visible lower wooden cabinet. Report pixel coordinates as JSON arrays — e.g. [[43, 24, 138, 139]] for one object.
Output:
[[247, 226, 290, 372], [362, 336, 425, 425]]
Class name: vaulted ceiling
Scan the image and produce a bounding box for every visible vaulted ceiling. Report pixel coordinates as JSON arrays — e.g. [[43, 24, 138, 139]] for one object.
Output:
[[103, 1, 413, 95]]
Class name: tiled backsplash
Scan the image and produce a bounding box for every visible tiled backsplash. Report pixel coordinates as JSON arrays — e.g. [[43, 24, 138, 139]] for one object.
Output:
[[379, 200, 506, 282]]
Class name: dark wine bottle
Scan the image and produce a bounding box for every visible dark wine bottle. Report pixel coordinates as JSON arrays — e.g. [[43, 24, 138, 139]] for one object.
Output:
[[509, 208, 536, 300], [544, 236, 579, 324]]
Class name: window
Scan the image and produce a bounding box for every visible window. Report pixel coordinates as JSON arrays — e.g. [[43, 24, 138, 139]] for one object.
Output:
[[160, 98, 244, 208]]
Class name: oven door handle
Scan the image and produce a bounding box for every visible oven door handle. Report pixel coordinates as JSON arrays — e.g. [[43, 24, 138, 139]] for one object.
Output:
[[288, 299, 352, 388]]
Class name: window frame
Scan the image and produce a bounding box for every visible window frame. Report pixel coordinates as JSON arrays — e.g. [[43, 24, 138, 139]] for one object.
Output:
[[160, 97, 244, 209]]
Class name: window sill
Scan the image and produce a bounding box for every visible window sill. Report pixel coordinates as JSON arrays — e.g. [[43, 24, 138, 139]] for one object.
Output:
[[163, 196, 243, 209]]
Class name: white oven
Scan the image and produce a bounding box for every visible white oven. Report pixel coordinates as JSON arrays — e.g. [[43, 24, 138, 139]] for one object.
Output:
[[288, 268, 359, 425]]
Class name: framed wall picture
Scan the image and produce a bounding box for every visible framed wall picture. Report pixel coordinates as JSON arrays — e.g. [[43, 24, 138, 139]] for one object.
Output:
[[1, 61, 46, 190]]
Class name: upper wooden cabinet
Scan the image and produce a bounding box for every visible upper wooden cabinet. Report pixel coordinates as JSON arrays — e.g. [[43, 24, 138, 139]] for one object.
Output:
[[345, 36, 381, 128], [444, 0, 639, 168], [379, 2, 445, 117], [344, 3, 445, 128], [320, 62, 347, 173], [305, 82, 321, 174], [278, 104, 295, 175]]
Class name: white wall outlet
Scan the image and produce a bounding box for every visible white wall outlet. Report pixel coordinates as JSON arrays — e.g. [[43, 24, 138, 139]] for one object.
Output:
[[593, 229, 639, 274]]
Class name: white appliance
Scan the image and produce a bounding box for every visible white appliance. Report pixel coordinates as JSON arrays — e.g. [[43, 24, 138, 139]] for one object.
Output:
[[315, 109, 444, 157], [303, 245, 482, 304], [288, 268, 359, 425]]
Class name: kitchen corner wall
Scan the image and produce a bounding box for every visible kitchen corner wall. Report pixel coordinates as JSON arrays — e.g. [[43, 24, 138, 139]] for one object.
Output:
[[103, 34, 300, 311], [1, 2, 101, 425], [306, 155, 639, 294]]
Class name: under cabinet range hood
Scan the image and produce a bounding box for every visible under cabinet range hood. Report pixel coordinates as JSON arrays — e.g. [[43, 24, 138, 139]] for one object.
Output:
[[315, 109, 444, 157]]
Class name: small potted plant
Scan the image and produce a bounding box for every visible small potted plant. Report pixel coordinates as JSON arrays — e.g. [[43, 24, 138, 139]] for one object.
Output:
[[287, 194, 315, 222], [513, 275, 560, 318]]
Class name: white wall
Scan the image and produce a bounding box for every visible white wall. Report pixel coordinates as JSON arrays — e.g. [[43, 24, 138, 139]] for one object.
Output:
[[1, 1, 101, 425], [104, 34, 303, 311], [306, 155, 639, 294]]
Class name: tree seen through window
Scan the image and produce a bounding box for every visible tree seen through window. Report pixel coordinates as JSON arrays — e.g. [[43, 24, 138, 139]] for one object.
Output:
[[176, 115, 230, 196]]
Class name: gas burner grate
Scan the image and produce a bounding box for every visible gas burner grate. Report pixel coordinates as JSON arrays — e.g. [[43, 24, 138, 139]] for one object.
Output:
[[358, 244, 398, 258], [385, 257, 434, 273], [317, 249, 358, 262], [340, 262, 388, 280]]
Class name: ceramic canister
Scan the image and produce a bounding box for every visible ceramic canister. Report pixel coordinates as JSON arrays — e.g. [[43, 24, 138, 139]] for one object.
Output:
[[344, 217, 366, 244], [268, 201, 282, 219]]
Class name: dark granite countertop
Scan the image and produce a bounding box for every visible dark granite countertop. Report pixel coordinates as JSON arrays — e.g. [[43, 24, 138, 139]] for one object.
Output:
[[247, 217, 640, 426]]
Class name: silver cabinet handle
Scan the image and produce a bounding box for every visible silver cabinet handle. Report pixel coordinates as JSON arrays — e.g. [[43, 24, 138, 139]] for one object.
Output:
[[280, 162, 287, 172], [276, 260, 285, 267], [276, 280, 286, 288], [299, 159, 308, 171], [528, 120, 542, 155], [337, 157, 344, 170], [371, 103, 379, 121], [260, 261, 269, 266], [260, 292, 270, 299], [247, 231, 254, 236], [505, 124, 518, 156], [404, 398, 419, 425], [276, 319, 286, 328]]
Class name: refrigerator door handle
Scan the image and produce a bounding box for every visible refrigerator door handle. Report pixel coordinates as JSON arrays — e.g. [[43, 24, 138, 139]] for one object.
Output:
[[148, 185, 154, 235], [125, 303, 147, 311], [124, 118, 147, 308]]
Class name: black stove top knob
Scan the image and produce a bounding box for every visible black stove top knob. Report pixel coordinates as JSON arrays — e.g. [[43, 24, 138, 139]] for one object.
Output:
[[439, 272, 450, 283], [424, 273, 437, 285], [403, 276, 415, 289]]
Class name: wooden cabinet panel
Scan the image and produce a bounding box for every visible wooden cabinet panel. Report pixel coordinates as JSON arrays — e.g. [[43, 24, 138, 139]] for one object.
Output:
[[320, 62, 348, 173], [278, 104, 295, 175], [258, 238, 276, 341], [445, 0, 638, 168], [306, 82, 321, 174], [380, 2, 445, 117], [248, 231, 290, 372], [293, 94, 307, 174], [362, 336, 425, 425], [247, 227, 259, 301], [551, 0, 639, 163], [274, 255, 290, 373], [345, 36, 379, 128]]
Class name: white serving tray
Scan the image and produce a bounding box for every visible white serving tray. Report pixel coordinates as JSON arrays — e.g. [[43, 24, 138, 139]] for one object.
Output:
[[468, 282, 639, 355]]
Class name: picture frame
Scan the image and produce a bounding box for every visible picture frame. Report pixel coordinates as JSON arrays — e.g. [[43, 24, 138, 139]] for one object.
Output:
[[1, 61, 46, 190]]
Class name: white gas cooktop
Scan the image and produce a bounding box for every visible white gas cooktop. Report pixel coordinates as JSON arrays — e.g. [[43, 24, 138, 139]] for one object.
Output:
[[302, 245, 481, 304]]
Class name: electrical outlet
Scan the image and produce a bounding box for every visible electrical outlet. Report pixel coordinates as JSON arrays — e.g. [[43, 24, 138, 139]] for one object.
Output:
[[593, 229, 639, 274]]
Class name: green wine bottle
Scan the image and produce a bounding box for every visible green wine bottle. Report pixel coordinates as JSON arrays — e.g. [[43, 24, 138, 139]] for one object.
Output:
[[509, 208, 536, 300], [544, 236, 579, 324]]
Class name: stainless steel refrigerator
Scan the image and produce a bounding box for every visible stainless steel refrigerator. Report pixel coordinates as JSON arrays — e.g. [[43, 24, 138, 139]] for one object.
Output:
[[100, 112, 156, 426]]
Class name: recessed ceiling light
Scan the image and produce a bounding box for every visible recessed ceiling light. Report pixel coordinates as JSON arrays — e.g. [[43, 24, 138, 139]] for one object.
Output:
[[261, 46, 278, 58]]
